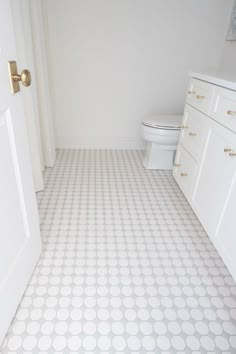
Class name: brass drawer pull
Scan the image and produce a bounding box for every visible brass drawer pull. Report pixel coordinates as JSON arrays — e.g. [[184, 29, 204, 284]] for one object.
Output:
[[224, 148, 236, 156], [189, 132, 197, 137], [196, 95, 205, 100], [174, 163, 181, 167], [181, 172, 188, 177], [227, 110, 236, 116]]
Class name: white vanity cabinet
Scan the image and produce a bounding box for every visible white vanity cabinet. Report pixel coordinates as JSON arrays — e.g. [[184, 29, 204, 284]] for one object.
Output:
[[174, 73, 236, 281]]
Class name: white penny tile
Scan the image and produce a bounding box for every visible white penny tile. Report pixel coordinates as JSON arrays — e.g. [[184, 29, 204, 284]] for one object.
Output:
[[1, 149, 236, 353]]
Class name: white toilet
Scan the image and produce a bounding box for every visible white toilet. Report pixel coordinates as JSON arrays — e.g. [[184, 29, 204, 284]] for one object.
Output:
[[141, 114, 182, 170]]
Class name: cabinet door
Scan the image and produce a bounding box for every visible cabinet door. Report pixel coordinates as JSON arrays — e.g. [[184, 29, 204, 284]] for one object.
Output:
[[180, 104, 205, 161], [215, 177, 236, 281], [173, 143, 197, 200], [192, 120, 236, 237]]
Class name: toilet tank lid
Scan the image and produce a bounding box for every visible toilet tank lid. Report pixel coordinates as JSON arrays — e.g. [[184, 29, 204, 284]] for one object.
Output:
[[142, 114, 183, 129]]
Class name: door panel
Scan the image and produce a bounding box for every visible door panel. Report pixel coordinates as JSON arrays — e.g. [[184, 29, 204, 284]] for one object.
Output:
[[0, 110, 29, 279]]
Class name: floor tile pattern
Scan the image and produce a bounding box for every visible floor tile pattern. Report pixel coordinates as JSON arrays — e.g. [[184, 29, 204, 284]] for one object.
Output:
[[1, 150, 236, 353]]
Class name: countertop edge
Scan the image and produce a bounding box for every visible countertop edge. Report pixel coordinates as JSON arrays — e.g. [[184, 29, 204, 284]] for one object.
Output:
[[190, 72, 236, 91]]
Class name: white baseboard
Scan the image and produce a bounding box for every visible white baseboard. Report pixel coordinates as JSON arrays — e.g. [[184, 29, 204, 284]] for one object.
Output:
[[56, 136, 144, 150]]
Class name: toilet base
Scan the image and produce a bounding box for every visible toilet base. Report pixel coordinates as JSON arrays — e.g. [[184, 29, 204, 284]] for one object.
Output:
[[143, 142, 176, 170]]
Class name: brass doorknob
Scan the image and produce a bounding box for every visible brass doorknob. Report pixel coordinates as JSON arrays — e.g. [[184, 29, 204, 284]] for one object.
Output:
[[8, 61, 32, 94], [12, 69, 32, 87]]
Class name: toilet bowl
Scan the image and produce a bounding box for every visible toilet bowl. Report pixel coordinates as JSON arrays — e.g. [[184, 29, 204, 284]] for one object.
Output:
[[141, 115, 182, 170]]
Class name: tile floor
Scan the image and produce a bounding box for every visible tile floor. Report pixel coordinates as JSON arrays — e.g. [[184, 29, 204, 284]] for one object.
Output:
[[1, 149, 236, 353]]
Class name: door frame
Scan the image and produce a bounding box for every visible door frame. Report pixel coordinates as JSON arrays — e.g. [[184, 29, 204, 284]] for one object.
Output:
[[29, 0, 56, 168], [11, 0, 56, 191]]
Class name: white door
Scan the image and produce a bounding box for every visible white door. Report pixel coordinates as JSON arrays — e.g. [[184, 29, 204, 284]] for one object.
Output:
[[11, 0, 45, 192], [0, 1, 42, 345]]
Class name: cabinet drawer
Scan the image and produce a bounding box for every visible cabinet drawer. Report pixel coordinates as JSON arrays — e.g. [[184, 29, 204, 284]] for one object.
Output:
[[173, 144, 196, 199], [209, 86, 236, 133], [186, 78, 214, 115], [180, 104, 205, 161]]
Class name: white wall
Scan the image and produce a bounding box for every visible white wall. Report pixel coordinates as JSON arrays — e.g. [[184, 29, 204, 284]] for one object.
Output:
[[219, 41, 236, 74], [43, 0, 232, 149]]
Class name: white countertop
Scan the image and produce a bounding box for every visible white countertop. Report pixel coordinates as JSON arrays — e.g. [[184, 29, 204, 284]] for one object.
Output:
[[190, 72, 236, 91]]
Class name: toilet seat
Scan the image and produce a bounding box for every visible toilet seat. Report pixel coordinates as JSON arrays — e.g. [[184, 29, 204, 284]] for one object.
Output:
[[142, 114, 182, 130]]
